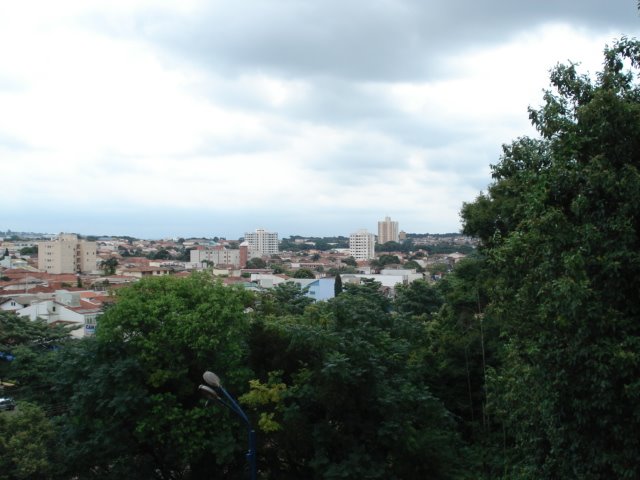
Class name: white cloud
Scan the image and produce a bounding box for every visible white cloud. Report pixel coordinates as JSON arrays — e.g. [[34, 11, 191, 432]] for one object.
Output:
[[0, 2, 638, 237]]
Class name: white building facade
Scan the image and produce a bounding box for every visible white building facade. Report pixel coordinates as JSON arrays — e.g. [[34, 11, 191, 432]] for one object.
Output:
[[15, 290, 101, 338], [349, 229, 376, 260], [244, 229, 279, 256]]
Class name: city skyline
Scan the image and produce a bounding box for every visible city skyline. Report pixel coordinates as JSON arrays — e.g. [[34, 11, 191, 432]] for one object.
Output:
[[0, 222, 462, 242], [1, 2, 638, 239]]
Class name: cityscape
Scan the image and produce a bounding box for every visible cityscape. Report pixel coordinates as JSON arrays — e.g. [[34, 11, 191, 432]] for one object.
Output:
[[0, 217, 477, 339], [1, 2, 639, 479]]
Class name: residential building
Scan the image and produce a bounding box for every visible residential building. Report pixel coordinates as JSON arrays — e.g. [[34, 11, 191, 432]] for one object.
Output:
[[15, 290, 102, 338], [349, 229, 375, 260], [0, 297, 28, 311], [377, 216, 399, 244], [190, 243, 252, 268], [249, 273, 287, 288], [291, 278, 336, 301], [38, 234, 96, 274], [245, 228, 279, 256]]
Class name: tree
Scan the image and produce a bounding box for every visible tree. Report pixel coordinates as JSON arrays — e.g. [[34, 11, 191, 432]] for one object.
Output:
[[244, 281, 465, 479], [0, 312, 76, 413], [0, 311, 73, 351], [394, 279, 442, 318], [402, 260, 424, 272], [150, 248, 172, 260], [19, 246, 37, 256], [341, 256, 357, 267], [99, 257, 119, 275], [462, 39, 640, 479], [377, 254, 401, 268], [50, 273, 255, 478], [334, 274, 343, 297], [375, 240, 402, 252], [246, 257, 267, 269], [292, 268, 315, 279], [271, 264, 290, 275], [0, 402, 55, 479], [254, 282, 314, 317]]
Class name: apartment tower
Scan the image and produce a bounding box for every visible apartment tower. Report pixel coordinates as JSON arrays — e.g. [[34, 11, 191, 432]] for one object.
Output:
[[377, 216, 399, 244], [38, 233, 97, 274], [244, 228, 279, 256], [349, 229, 376, 260]]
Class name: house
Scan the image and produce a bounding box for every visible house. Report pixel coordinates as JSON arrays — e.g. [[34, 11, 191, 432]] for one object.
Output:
[[15, 290, 103, 338], [118, 266, 176, 278], [0, 297, 29, 311], [249, 273, 288, 288]]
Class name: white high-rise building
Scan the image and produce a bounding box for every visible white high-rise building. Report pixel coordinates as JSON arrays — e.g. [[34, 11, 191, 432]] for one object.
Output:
[[38, 233, 97, 274], [349, 229, 375, 260], [244, 228, 279, 256], [377, 216, 399, 244]]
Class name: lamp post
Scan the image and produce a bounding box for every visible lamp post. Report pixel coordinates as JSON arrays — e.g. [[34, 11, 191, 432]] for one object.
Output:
[[199, 371, 257, 480]]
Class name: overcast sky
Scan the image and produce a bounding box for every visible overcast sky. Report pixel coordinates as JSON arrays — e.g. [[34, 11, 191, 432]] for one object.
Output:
[[1, 1, 638, 239]]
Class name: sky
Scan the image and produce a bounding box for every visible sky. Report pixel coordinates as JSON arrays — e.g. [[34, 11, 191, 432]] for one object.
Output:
[[1, 1, 639, 239]]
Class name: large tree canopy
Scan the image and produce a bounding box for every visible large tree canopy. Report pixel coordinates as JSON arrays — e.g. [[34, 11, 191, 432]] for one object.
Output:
[[462, 38, 640, 479]]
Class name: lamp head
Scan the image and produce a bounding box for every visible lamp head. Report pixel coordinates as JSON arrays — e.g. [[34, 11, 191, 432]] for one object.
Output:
[[198, 384, 220, 400], [203, 371, 222, 388]]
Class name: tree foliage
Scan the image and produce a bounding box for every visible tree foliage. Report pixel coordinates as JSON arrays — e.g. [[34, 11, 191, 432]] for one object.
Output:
[[0, 402, 55, 480], [246, 257, 267, 269], [462, 38, 640, 479], [292, 268, 315, 279], [245, 281, 465, 479], [47, 274, 254, 479], [99, 257, 119, 275]]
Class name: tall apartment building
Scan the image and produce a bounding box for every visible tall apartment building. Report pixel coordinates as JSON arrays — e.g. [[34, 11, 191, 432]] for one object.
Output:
[[244, 228, 279, 256], [377, 216, 399, 244], [349, 229, 375, 260], [38, 233, 97, 274]]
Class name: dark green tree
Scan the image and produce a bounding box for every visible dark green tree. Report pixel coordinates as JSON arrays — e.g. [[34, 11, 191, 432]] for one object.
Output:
[[99, 257, 119, 275], [0, 311, 72, 350], [376, 254, 401, 268], [244, 281, 465, 479], [333, 274, 343, 297], [150, 248, 172, 260], [51, 273, 255, 479], [462, 39, 640, 479], [341, 256, 357, 267], [254, 282, 314, 317], [394, 279, 443, 318], [246, 257, 267, 269], [402, 259, 425, 272], [0, 402, 55, 479], [19, 246, 37, 256], [0, 311, 76, 406], [292, 268, 315, 279]]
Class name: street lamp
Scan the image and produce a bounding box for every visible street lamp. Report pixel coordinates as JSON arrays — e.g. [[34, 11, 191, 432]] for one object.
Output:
[[199, 371, 257, 480]]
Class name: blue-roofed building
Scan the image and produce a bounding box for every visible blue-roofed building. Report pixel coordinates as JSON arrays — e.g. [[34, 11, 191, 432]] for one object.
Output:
[[292, 277, 336, 302]]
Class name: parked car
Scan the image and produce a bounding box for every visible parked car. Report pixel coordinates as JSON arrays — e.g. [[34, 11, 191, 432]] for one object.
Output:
[[0, 397, 16, 411]]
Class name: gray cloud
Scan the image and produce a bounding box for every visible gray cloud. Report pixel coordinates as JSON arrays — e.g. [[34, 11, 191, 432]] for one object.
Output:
[[118, 0, 639, 82]]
